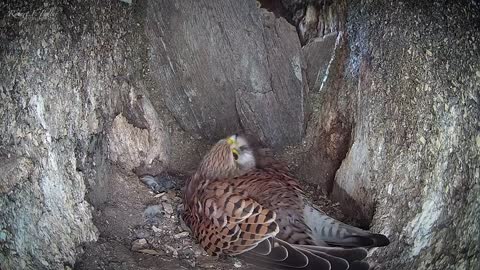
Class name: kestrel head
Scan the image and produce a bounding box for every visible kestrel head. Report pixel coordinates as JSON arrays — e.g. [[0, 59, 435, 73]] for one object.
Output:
[[195, 134, 256, 181], [226, 134, 256, 171]]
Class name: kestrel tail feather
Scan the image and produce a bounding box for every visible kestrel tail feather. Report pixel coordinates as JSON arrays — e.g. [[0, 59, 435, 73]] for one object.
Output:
[[295, 245, 368, 262], [303, 202, 390, 248], [241, 238, 365, 270]]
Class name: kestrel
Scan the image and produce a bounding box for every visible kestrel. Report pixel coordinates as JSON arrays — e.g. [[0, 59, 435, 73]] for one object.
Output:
[[183, 134, 389, 270]]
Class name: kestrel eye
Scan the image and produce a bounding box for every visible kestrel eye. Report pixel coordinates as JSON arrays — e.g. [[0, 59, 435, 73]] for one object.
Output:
[[239, 146, 248, 151], [233, 152, 239, 160]]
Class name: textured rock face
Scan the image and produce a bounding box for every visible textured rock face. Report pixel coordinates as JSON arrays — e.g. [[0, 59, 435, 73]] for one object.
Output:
[[1, 0, 478, 270], [0, 0, 304, 268], [298, 1, 480, 269], [338, 2, 480, 269], [299, 31, 351, 195], [0, 1, 169, 269], [145, 0, 305, 148]]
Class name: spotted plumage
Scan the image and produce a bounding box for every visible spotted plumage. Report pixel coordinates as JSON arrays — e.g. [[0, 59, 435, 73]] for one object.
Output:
[[183, 134, 390, 270]]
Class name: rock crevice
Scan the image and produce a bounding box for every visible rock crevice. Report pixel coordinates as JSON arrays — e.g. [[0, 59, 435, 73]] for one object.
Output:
[[0, 1, 478, 270]]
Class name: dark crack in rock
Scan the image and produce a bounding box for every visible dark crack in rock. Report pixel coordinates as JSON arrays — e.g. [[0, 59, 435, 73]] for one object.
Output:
[[1, 0, 478, 270]]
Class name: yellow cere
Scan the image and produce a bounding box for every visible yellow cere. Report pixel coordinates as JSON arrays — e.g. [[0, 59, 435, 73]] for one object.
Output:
[[227, 136, 235, 145], [232, 148, 239, 156]]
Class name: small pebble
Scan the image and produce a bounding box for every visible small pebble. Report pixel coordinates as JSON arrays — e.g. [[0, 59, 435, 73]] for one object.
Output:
[[134, 229, 151, 239], [174, 231, 190, 239], [164, 244, 178, 257], [131, 238, 148, 251], [162, 202, 174, 215], [154, 192, 165, 198], [234, 260, 242, 268], [179, 216, 191, 232], [0, 231, 7, 242], [152, 225, 162, 233]]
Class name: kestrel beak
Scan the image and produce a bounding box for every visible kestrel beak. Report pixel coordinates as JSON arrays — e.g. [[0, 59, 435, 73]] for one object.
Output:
[[226, 134, 239, 145], [227, 134, 239, 157]]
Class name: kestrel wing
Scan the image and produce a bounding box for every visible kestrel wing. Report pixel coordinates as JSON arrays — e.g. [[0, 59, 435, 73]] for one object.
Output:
[[196, 181, 279, 256]]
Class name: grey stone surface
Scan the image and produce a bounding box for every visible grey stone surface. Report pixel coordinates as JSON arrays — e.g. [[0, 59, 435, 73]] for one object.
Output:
[[0, 1, 169, 269], [0, 153, 34, 194], [107, 96, 169, 173], [298, 31, 352, 196], [0, 0, 305, 269], [302, 32, 339, 93], [299, 0, 480, 269], [145, 0, 305, 148], [338, 2, 480, 269], [0, 0, 478, 270]]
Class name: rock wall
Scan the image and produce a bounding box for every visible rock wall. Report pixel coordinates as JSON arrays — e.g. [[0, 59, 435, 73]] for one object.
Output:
[[0, 0, 478, 270], [340, 2, 480, 269], [297, 0, 480, 269], [0, 1, 169, 269], [0, 0, 306, 268], [145, 0, 305, 148]]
